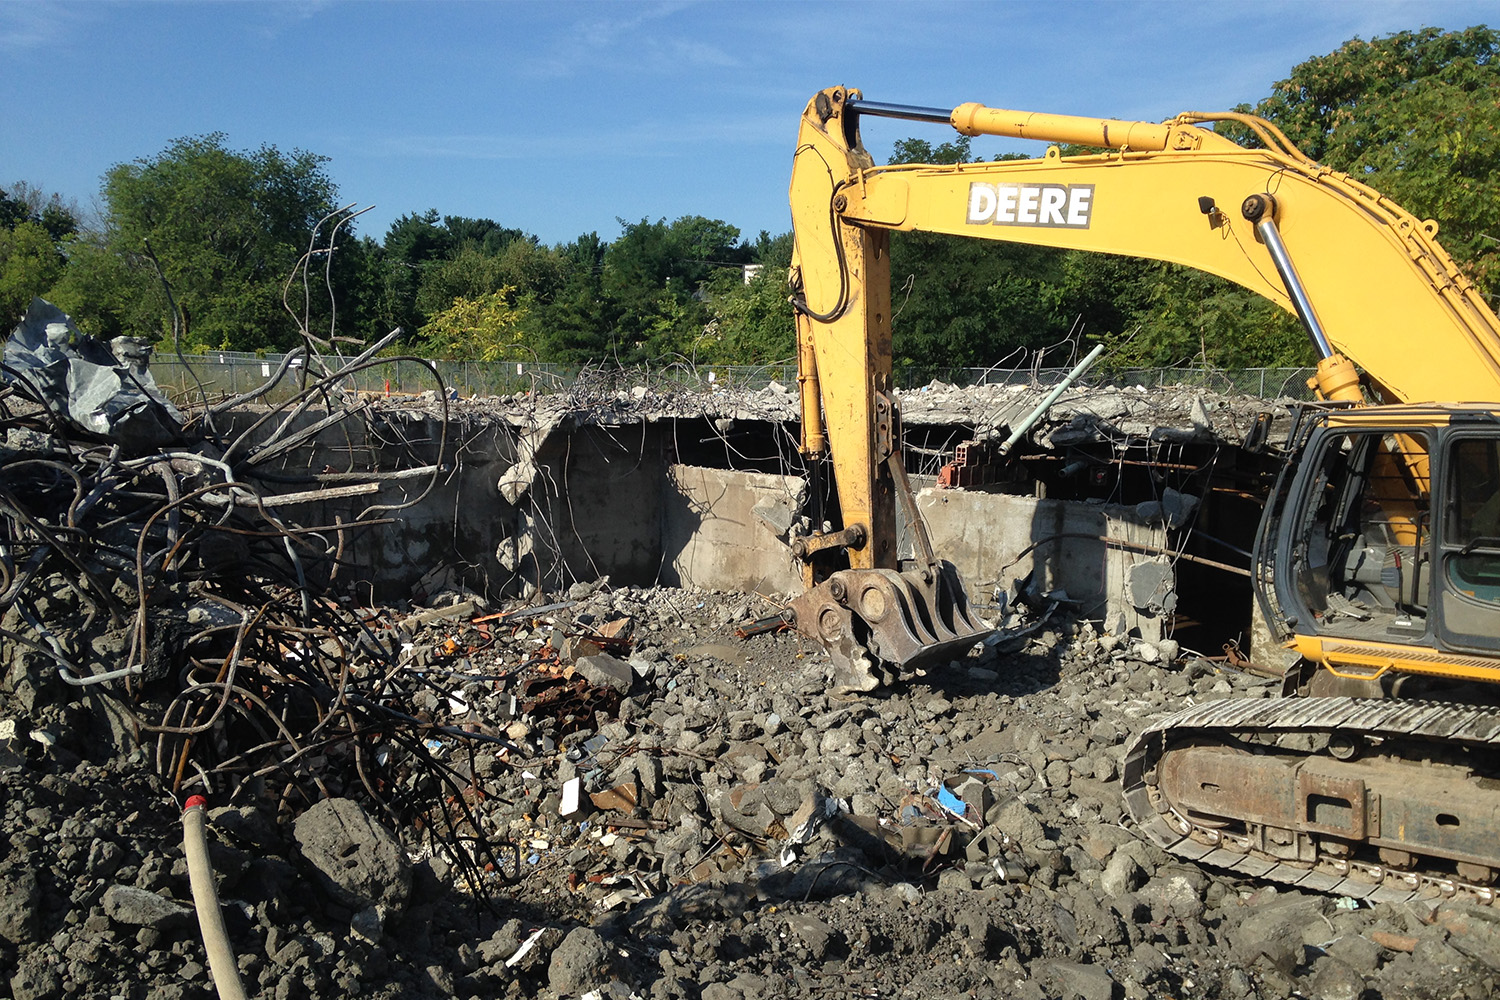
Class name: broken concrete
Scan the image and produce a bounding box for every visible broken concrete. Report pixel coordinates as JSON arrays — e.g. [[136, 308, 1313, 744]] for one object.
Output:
[[1, 366, 1349, 1000], [293, 797, 413, 918]]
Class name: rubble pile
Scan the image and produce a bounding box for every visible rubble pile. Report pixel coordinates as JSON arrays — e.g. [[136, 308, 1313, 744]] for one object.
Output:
[[376, 366, 1279, 450], [6, 583, 1500, 999]]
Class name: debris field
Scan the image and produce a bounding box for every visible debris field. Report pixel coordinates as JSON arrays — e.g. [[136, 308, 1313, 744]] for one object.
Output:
[[10, 586, 1500, 1000]]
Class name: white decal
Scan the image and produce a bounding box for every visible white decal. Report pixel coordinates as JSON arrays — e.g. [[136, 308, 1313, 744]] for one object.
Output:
[[966, 182, 1094, 229]]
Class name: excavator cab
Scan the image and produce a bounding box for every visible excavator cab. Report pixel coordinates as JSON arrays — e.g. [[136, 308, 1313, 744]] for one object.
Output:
[[1257, 406, 1500, 696]]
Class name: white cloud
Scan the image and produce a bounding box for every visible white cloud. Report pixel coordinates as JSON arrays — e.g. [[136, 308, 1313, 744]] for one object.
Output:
[[248, 0, 334, 41], [517, 1, 738, 80]]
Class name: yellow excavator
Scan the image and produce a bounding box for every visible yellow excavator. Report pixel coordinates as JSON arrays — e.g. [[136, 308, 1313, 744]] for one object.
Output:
[[786, 86, 1500, 903]]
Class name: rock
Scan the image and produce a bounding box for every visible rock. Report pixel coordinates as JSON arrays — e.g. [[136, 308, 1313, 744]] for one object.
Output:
[[1043, 759, 1072, 791], [1137, 868, 1206, 920], [990, 799, 1047, 849], [786, 914, 837, 960], [101, 885, 191, 929], [547, 925, 612, 994], [208, 804, 282, 850], [1229, 895, 1329, 973], [292, 797, 411, 916], [1326, 931, 1383, 973], [937, 868, 974, 891], [1036, 958, 1116, 1000], [10, 953, 61, 1000], [0, 868, 41, 944], [350, 906, 384, 944], [576, 653, 634, 694], [1082, 825, 1136, 862], [1309, 956, 1366, 1000], [1099, 851, 1144, 898], [1437, 902, 1500, 967]]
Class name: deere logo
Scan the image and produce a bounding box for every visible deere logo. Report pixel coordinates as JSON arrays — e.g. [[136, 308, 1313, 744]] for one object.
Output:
[[966, 182, 1094, 229]]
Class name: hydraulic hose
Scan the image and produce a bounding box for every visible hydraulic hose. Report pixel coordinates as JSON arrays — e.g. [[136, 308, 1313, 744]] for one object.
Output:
[[182, 795, 250, 1000]]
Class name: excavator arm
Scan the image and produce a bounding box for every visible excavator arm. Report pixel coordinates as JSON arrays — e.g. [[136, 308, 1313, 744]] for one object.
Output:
[[792, 87, 1500, 407]]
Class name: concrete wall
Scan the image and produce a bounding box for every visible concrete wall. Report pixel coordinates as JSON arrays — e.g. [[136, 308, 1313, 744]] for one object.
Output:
[[918, 488, 1171, 638], [223, 407, 521, 601], [243, 411, 1177, 639], [533, 424, 666, 591], [659, 464, 803, 596]]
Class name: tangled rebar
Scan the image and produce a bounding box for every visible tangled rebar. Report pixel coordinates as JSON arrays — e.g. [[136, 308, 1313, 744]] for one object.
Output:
[[0, 220, 528, 897]]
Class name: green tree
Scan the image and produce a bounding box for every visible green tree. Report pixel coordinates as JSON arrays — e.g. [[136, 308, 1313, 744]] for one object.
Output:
[[1094, 261, 1308, 369], [601, 216, 750, 362], [523, 232, 610, 362], [701, 264, 794, 364], [56, 134, 342, 350], [415, 243, 510, 319], [0, 184, 78, 324], [0, 222, 66, 324], [881, 136, 1085, 370], [416, 288, 526, 361]]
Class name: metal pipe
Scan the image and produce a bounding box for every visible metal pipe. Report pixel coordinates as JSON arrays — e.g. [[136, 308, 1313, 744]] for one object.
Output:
[[1242, 194, 1334, 359], [845, 99, 954, 125], [997, 344, 1106, 456]]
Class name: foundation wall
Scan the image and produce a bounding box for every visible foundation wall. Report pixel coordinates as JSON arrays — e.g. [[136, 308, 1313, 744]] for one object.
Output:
[[918, 489, 1171, 638], [256, 412, 1196, 641]]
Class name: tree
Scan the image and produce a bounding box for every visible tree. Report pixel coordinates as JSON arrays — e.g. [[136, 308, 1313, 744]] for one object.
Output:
[[523, 232, 610, 363], [57, 134, 342, 351], [0, 184, 78, 325], [701, 264, 794, 364], [1092, 260, 1308, 369], [880, 136, 1086, 370], [888, 135, 973, 166], [414, 243, 510, 319], [601, 216, 750, 362], [0, 222, 66, 324], [415, 289, 526, 361]]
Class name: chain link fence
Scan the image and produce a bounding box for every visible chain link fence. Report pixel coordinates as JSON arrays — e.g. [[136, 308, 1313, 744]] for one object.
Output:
[[148, 350, 1318, 407]]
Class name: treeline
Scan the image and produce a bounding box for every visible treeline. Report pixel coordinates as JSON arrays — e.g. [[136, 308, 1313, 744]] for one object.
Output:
[[2, 27, 1496, 372]]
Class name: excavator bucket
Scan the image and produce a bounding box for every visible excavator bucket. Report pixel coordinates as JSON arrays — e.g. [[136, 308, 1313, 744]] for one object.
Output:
[[787, 560, 992, 692]]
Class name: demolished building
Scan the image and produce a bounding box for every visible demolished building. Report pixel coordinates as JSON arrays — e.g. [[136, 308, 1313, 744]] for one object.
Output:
[[343, 371, 1287, 662]]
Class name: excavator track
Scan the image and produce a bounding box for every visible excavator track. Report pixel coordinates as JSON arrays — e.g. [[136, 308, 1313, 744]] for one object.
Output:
[[1123, 696, 1500, 905]]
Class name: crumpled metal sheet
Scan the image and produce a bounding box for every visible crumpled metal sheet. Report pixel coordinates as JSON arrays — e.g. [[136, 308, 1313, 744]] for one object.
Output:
[[4, 297, 183, 449]]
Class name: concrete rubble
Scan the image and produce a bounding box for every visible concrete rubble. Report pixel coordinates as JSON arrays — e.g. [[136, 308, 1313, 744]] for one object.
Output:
[[369, 369, 1283, 448], [5, 581, 1500, 999]]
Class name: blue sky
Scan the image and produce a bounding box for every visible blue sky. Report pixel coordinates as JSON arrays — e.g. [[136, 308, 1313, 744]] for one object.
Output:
[[2, 1, 1493, 248]]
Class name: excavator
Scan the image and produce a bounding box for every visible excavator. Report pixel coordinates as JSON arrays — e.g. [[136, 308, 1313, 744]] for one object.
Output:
[[785, 86, 1500, 903]]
